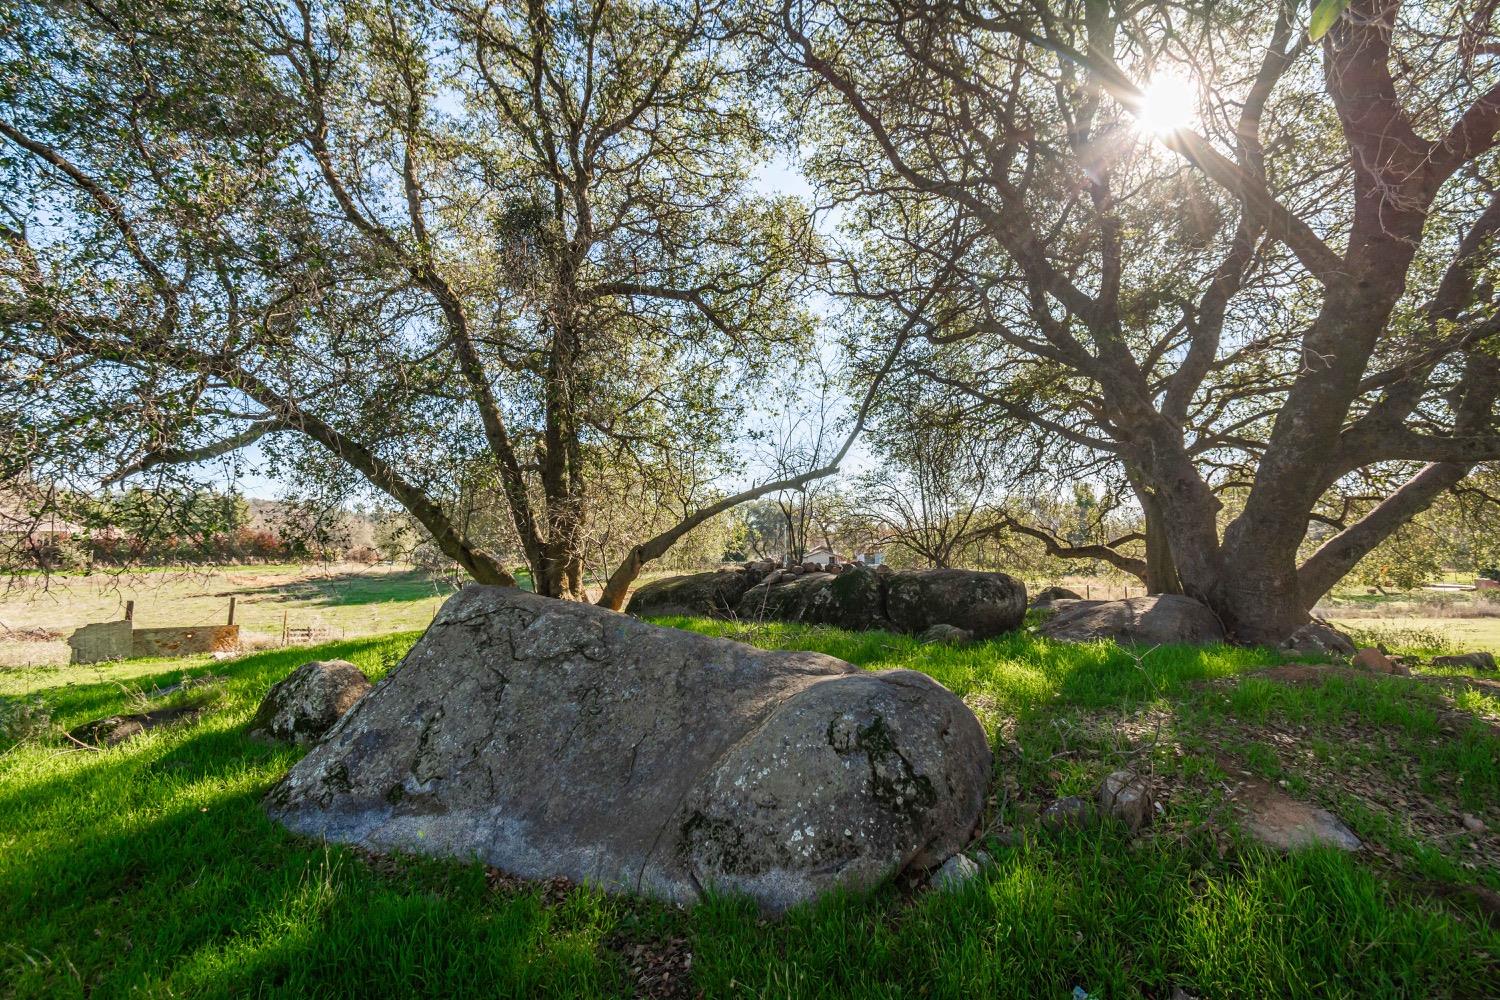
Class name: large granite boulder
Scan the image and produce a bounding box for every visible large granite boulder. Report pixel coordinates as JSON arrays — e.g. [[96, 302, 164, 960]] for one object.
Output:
[[1039, 595, 1225, 646], [248, 659, 372, 745], [265, 587, 991, 913], [885, 569, 1027, 639], [624, 570, 753, 618]]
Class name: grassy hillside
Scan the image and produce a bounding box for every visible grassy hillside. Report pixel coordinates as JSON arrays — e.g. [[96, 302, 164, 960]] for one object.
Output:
[[0, 564, 458, 667], [1, 622, 1496, 997]]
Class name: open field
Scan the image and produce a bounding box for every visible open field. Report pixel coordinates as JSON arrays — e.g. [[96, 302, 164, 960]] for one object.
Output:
[[2, 621, 1496, 997], [0, 564, 459, 667], [9, 560, 1500, 670]]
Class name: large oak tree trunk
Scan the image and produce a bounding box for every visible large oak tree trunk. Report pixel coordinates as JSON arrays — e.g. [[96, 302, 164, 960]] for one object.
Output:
[[1141, 498, 1182, 596]]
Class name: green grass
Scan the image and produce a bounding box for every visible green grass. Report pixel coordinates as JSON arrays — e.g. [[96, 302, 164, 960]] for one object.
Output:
[[2, 622, 1497, 997]]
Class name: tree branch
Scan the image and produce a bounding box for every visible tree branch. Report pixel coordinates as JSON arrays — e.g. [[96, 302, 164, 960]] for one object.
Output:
[[102, 418, 284, 485]]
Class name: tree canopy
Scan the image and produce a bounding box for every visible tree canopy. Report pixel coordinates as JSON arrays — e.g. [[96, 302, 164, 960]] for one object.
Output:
[[2, 0, 858, 601], [5, 0, 1499, 641], [772, 0, 1500, 641]]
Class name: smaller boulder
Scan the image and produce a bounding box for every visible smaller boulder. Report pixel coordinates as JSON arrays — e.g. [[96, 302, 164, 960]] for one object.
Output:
[[742, 559, 778, 584], [1098, 770, 1153, 831], [1030, 586, 1084, 608], [918, 624, 974, 645], [1280, 621, 1356, 658], [1041, 795, 1094, 832], [1351, 647, 1410, 676], [624, 570, 752, 618], [800, 561, 822, 573], [886, 569, 1027, 639], [1040, 595, 1225, 646], [1431, 651, 1497, 672], [784, 565, 805, 577], [248, 659, 371, 745], [928, 853, 980, 891]]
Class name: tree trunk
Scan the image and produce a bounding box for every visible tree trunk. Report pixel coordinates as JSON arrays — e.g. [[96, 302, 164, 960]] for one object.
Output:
[[1129, 469, 1182, 595], [1142, 502, 1182, 595], [1214, 555, 1307, 646]]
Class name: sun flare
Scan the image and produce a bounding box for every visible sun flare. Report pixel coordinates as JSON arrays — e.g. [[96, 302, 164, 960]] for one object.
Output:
[[1134, 74, 1196, 135]]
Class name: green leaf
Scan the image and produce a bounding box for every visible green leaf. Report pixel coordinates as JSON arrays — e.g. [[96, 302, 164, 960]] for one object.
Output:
[[1308, 0, 1350, 41]]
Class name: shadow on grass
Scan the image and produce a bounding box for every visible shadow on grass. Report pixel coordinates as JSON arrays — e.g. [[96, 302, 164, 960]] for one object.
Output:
[[1, 714, 625, 997], [215, 568, 459, 609]]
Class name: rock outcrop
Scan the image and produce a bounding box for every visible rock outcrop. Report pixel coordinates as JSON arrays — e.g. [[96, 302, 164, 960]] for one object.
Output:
[[1038, 595, 1226, 646], [632, 562, 1027, 640], [735, 571, 840, 624], [624, 570, 754, 618], [68, 705, 202, 747], [265, 586, 991, 913], [248, 659, 372, 745], [918, 624, 974, 645]]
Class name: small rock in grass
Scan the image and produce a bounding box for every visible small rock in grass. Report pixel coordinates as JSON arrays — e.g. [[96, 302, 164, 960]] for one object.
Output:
[[248, 659, 372, 746], [1098, 770, 1153, 831], [1280, 622, 1356, 657], [1463, 813, 1487, 834], [917, 623, 974, 645], [1241, 795, 1362, 852], [1042, 796, 1095, 832], [1351, 647, 1410, 676], [1431, 652, 1497, 672], [928, 852, 980, 891]]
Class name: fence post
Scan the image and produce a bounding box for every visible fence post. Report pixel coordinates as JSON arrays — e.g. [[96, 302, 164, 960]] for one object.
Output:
[[282, 611, 288, 647], [124, 600, 134, 622], [227, 596, 236, 625]]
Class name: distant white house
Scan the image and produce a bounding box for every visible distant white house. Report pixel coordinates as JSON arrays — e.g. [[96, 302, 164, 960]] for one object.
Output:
[[803, 545, 842, 567]]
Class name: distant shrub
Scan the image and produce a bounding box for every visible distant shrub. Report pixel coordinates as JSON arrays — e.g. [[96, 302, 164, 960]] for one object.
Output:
[[346, 545, 382, 564], [1343, 623, 1457, 656]]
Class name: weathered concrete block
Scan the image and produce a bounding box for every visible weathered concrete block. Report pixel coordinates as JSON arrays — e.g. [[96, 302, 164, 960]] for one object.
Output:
[[130, 625, 240, 659], [67, 620, 133, 664]]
